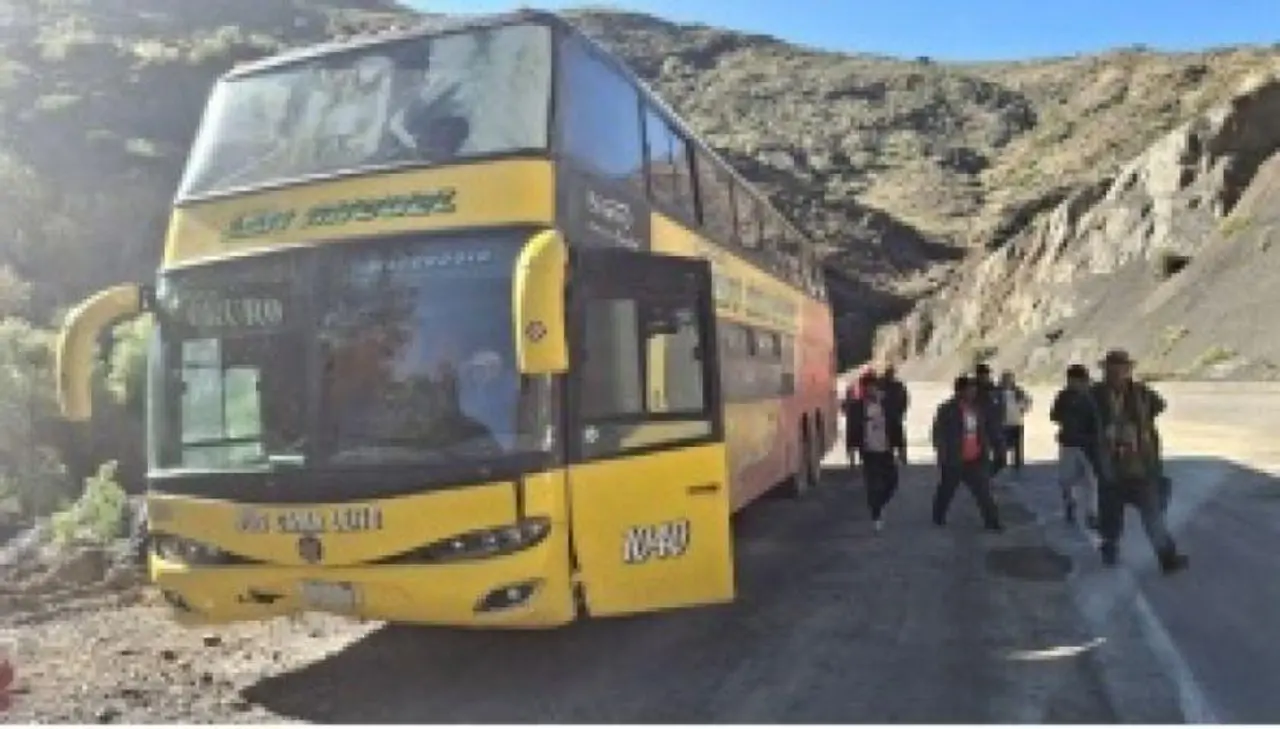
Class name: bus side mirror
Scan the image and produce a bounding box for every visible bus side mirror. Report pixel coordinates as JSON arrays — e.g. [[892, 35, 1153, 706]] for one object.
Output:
[[56, 284, 145, 422], [513, 230, 568, 375]]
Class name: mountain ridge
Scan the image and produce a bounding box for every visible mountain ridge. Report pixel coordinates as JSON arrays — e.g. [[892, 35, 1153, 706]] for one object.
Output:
[[0, 1, 1278, 368]]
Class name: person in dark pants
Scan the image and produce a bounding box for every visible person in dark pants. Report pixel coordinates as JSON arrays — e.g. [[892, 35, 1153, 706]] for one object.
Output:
[[998, 370, 1032, 472], [1050, 364, 1101, 528], [1090, 350, 1189, 573], [880, 365, 910, 465], [845, 375, 903, 531], [974, 363, 1008, 476], [931, 375, 1004, 532]]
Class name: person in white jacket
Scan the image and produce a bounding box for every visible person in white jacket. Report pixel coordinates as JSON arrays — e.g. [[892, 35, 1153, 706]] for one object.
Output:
[[998, 370, 1032, 472]]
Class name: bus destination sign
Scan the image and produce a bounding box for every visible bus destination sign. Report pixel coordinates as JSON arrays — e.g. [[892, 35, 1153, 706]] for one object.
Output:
[[221, 187, 458, 242]]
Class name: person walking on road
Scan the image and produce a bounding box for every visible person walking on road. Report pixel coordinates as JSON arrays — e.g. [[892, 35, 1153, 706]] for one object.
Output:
[[880, 365, 910, 465], [1050, 364, 1101, 529], [1090, 350, 1189, 573], [973, 363, 1008, 476], [998, 370, 1032, 472], [931, 375, 1004, 532], [842, 376, 864, 468], [845, 374, 902, 531]]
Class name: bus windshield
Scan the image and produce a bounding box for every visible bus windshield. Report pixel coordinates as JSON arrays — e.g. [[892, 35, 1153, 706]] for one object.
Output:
[[177, 22, 552, 200], [148, 236, 537, 474]]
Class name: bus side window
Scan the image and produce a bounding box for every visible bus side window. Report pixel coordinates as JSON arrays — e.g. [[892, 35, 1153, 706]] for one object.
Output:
[[780, 334, 796, 396], [561, 40, 644, 189], [695, 149, 734, 244], [734, 186, 760, 250], [643, 109, 676, 211]]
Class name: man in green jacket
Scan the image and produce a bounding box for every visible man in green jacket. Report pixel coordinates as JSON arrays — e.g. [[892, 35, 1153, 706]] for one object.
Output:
[[1090, 350, 1188, 573]]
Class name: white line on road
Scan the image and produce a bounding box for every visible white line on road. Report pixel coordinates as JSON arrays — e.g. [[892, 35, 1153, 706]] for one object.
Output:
[[1131, 590, 1221, 723]]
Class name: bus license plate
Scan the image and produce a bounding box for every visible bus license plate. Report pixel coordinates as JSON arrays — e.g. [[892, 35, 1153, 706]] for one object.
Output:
[[300, 581, 358, 613]]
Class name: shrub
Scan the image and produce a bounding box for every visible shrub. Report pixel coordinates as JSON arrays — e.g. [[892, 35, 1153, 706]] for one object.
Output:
[[0, 318, 71, 517], [106, 316, 152, 417], [51, 461, 127, 546]]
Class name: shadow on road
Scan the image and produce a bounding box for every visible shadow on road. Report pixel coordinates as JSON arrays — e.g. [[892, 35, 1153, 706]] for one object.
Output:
[[241, 463, 1116, 723]]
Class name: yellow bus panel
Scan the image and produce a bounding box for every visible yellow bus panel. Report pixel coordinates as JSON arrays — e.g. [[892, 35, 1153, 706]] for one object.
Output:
[[164, 159, 556, 267]]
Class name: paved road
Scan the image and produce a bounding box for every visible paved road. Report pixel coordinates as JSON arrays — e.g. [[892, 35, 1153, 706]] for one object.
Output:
[[240, 379, 1280, 724], [912, 380, 1280, 724], [241, 402, 1127, 723]]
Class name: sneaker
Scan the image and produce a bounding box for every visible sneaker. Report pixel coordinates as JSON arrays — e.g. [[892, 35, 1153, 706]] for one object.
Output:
[[1159, 552, 1189, 575], [1100, 543, 1118, 566], [873, 519, 884, 533]]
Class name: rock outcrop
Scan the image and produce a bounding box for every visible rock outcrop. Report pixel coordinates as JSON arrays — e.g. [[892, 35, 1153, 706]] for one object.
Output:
[[878, 74, 1280, 380]]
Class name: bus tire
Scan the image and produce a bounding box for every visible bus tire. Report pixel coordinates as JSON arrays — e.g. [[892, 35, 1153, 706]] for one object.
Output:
[[783, 421, 817, 498]]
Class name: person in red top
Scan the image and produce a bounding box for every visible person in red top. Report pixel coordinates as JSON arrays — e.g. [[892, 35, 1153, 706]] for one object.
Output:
[[931, 375, 1003, 531]]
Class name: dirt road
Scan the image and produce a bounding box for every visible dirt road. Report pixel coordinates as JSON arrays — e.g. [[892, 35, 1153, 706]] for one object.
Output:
[[7, 380, 1272, 723]]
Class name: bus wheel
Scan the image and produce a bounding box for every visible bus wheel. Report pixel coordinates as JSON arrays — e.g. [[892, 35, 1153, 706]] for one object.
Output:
[[784, 423, 817, 498]]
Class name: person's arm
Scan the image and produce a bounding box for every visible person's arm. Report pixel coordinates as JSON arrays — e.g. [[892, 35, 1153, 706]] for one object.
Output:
[[1019, 388, 1032, 412], [931, 403, 946, 454], [846, 401, 865, 450], [1146, 386, 1167, 418], [1049, 391, 1066, 424]]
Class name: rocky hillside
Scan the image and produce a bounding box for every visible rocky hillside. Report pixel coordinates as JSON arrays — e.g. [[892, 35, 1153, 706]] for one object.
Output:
[[0, 0, 1278, 367], [877, 73, 1280, 381]]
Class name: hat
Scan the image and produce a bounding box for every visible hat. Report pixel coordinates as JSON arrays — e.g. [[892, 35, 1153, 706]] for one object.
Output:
[[1101, 349, 1135, 367], [974, 362, 992, 376], [1066, 364, 1089, 379]]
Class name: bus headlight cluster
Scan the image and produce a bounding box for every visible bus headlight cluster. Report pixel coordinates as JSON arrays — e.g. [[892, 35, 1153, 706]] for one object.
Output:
[[416, 517, 551, 563], [152, 534, 232, 566]]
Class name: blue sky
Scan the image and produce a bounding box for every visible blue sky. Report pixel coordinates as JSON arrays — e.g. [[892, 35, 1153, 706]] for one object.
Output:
[[405, 1, 1280, 61]]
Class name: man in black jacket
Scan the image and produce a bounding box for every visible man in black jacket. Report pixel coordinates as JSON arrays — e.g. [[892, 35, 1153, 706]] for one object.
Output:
[[974, 363, 1008, 475], [1050, 364, 1100, 528], [880, 365, 910, 465], [1090, 350, 1188, 573], [931, 375, 1003, 531]]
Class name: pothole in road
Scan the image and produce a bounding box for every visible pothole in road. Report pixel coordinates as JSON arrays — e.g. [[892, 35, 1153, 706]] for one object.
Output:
[[985, 545, 1073, 582]]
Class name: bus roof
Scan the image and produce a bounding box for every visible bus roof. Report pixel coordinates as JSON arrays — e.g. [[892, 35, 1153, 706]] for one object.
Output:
[[222, 8, 815, 249]]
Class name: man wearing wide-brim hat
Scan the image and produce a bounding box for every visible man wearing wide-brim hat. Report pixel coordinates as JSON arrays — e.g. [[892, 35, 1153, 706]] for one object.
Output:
[[1089, 349, 1189, 573]]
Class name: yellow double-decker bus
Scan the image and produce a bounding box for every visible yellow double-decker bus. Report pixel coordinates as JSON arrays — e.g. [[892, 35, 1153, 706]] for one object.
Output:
[[56, 10, 837, 628]]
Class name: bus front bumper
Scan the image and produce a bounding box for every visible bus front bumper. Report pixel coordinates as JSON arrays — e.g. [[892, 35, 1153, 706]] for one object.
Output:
[[150, 548, 577, 629]]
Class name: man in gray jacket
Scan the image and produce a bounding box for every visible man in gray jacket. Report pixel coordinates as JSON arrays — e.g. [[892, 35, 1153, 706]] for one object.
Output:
[[1090, 350, 1188, 573]]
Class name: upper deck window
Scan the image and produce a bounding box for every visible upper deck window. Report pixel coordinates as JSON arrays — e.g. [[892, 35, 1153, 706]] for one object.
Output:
[[560, 39, 644, 188], [177, 23, 552, 200]]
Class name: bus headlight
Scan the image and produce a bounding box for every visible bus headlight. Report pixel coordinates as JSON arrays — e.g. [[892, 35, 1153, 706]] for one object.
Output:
[[152, 535, 231, 566], [381, 517, 552, 565]]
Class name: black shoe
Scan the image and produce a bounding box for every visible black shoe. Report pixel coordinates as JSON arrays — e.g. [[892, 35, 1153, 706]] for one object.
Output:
[[984, 522, 1005, 533], [932, 517, 946, 527], [1085, 513, 1100, 532], [1159, 551, 1189, 575], [1100, 543, 1118, 566]]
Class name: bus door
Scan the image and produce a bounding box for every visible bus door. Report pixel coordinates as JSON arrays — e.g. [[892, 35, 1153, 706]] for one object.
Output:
[[566, 249, 735, 617]]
